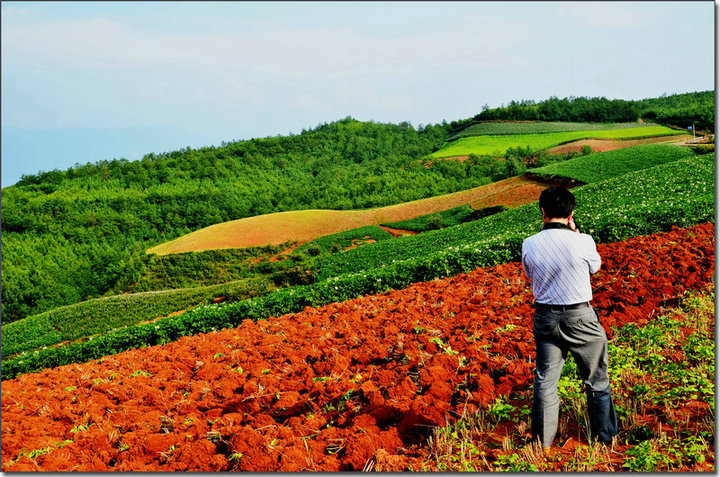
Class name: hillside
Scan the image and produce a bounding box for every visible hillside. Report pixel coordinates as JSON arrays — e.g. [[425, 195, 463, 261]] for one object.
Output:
[[1, 118, 458, 322], [3, 148, 712, 380], [2, 92, 713, 327], [2, 95, 715, 472], [1, 223, 714, 471], [147, 175, 551, 255]]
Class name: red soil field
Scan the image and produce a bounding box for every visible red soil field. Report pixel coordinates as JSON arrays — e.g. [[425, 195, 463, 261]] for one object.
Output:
[[1, 223, 714, 471], [467, 175, 552, 209], [547, 135, 691, 155]]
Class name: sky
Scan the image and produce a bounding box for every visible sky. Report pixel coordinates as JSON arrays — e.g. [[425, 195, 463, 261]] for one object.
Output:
[[1, 1, 715, 187]]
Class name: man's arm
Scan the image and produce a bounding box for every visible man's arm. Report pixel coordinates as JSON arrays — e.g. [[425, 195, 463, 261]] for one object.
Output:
[[583, 235, 601, 274], [521, 240, 533, 278]]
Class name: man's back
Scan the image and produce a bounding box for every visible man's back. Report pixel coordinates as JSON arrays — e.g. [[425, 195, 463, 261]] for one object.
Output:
[[522, 226, 601, 305]]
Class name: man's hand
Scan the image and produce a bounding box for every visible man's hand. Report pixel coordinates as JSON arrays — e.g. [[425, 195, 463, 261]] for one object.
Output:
[[569, 216, 579, 233]]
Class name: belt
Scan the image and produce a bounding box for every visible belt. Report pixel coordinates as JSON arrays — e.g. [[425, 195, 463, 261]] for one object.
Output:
[[535, 302, 590, 311]]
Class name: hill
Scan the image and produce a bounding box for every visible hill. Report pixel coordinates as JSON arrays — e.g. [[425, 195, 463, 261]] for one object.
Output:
[[3, 149, 713, 379], [2, 92, 713, 325], [1, 118, 715, 472], [147, 175, 552, 255], [1, 118, 460, 322]]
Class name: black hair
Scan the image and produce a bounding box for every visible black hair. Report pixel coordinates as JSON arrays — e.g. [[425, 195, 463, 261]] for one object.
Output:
[[539, 186, 575, 218]]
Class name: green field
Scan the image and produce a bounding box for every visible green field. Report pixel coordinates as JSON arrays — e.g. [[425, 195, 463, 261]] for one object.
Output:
[[528, 143, 698, 183], [449, 121, 652, 140], [1, 275, 286, 358], [432, 125, 685, 158], [295, 225, 394, 254]]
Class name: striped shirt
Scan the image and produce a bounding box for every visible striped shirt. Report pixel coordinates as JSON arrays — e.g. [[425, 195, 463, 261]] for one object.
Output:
[[521, 223, 601, 305]]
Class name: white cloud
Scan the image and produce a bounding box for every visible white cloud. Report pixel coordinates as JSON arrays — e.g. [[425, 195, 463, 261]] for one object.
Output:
[[2, 13, 531, 77], [555, 2, 660, 28]]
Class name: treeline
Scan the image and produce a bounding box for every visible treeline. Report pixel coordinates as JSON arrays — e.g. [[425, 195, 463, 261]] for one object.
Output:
[[635, 91, 714, 132], [3, 118, 490, 323], [447, 91, 714, 135]]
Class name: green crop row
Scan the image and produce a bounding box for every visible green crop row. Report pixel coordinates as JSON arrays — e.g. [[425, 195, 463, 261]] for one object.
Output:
[[383, 205, 474, 231], [2, 154, 713, 380], [129, 243, 287, 293], [318, 153, 715, 279], [449, 121, 652, 140], [432, 125, 685, 158], [528, 143, 697, 184], [530, 144, 696, 183], [2, 276, 281, 358], [382, 205, 506, 232]]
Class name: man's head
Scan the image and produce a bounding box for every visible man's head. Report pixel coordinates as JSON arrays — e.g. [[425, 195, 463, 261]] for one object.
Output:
[[539, 187, 575, 219]]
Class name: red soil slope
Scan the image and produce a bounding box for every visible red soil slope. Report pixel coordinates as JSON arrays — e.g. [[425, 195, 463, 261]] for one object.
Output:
[[1, 223, 714, 471]]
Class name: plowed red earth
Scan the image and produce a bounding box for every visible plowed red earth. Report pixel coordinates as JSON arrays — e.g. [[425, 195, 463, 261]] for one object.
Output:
[[2, 223, 714, 471]]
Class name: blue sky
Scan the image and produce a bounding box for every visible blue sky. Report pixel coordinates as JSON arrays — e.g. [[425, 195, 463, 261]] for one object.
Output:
[[1, 1, 715, 187]]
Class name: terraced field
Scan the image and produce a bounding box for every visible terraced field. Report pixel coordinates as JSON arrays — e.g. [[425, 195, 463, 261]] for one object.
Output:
[[449, 121, 654, 139], [146, 176, 553, 255], [1, 223, 714, 471], [431, 125, 685, 158]]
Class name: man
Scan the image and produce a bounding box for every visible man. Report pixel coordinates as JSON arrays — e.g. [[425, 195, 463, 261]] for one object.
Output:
[[521, 186, 618, 448]]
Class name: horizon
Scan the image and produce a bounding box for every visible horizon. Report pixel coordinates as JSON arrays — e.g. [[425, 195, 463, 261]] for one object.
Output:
[[2, 1, 715, 187]]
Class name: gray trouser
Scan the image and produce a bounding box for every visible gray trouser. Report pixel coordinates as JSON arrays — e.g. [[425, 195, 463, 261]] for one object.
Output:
[[531, 305, 618, 447]]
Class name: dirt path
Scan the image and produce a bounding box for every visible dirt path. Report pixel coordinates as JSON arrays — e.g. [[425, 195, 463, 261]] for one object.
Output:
[[378, 225, 419, 237]]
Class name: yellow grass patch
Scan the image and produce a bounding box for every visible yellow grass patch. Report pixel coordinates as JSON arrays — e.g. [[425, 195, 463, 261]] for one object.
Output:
[[147, 176, 548, 255]]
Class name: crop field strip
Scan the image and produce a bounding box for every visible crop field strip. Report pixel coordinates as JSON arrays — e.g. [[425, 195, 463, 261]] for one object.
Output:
[[528, 143, 697, 183], [3, 151, 713, 378], [1, 222, 714, 471], [546, 134, 694, 155], [431, 125, 685, 158], [1, 276, 280, 359], [448, 121, 654, 140], [146, 175, 550, 255]]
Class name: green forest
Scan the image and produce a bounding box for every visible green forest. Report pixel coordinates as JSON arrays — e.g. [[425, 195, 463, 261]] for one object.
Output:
[[2, 92, 713, 324], [447, 91, 714, 135], [2, 119, 466, 322]]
